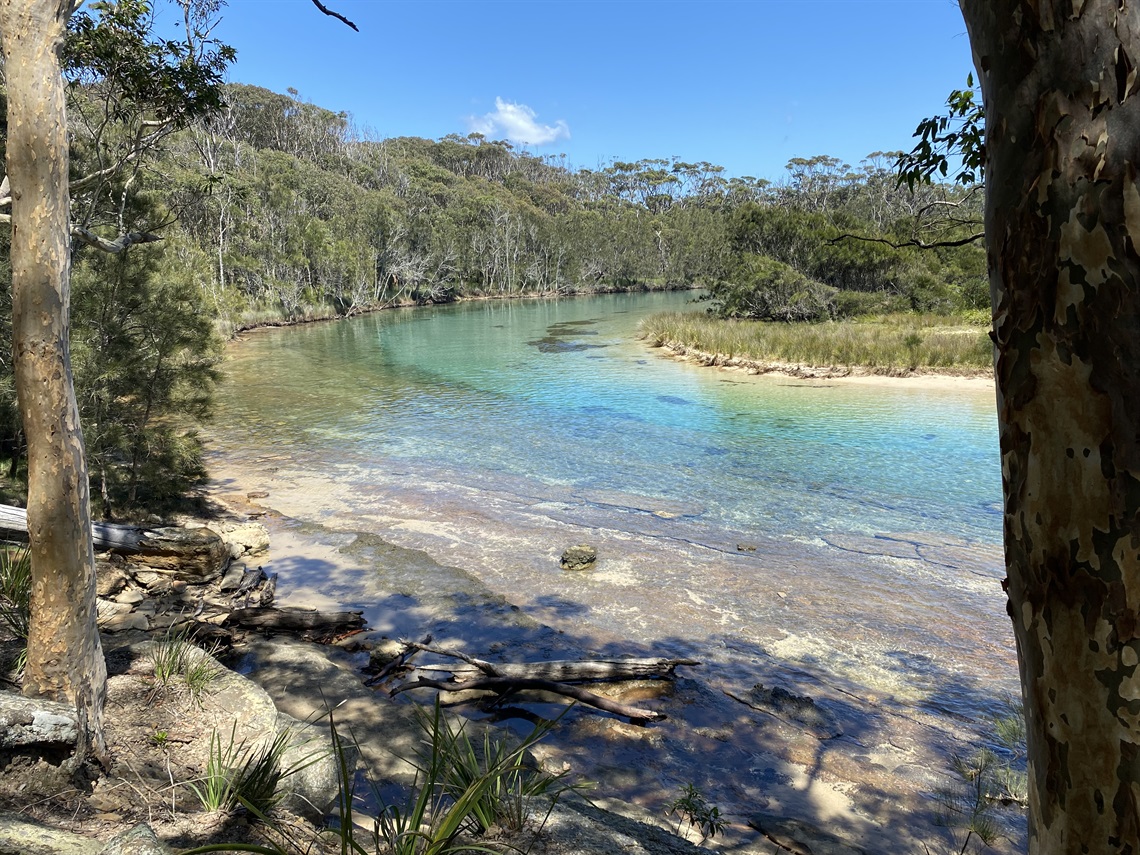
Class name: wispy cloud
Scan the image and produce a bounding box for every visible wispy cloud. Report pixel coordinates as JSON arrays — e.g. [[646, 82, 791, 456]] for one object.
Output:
[[469, 98, 570, 146]]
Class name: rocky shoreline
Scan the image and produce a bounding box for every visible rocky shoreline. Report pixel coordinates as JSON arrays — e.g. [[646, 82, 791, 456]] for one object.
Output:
[[0, 491, 877, 855]]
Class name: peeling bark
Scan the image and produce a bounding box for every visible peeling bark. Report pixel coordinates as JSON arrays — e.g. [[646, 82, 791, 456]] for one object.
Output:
[[961, 2, 1140, 851], [0, 0, 106, 762]]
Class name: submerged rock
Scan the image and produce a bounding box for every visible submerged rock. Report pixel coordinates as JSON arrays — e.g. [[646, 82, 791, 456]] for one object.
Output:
[[734, 683, 843, 740], [560, 544, 598, 571]]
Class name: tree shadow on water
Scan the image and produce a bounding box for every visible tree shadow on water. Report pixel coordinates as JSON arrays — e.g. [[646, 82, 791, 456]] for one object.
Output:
[[250, 538, 1026, 854]]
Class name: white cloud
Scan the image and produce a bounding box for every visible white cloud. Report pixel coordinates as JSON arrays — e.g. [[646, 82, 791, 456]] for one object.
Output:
[[468, 98, 570, 146]]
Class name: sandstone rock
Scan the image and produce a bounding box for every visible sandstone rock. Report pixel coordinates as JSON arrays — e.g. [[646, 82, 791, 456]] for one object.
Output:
[[126, 527, 229, 582], [100, 612, 150, 633], [218, 560, 248, 593], [130, 641, 340, 820], [0, 815, 100, 855], [737, 683, 843, 740], [95, 561, 130, 598], [99, 824, 174, 855], [113, 588, 145, 605], [215, 522, 271, 559], [560, 544, 597, 571], [274, 712, 343, 821], [0, 693, 77, 748]]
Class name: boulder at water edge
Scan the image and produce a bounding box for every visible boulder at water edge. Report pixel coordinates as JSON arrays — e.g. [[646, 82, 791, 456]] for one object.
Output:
[[560, 544, 597, 571]]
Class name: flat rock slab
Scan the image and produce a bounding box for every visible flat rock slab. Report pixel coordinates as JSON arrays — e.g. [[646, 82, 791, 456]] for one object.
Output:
[[0, 693, 78, 748], [0, 818, 176, 855], [749, 813, 869, 855], [539, 798, 717, 855], [0, 815, 101, 855]]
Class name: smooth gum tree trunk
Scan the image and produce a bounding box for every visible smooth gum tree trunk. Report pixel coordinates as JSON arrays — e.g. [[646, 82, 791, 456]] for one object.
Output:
[[961, 2, 1140, 851], [0, 0, 106, 762]]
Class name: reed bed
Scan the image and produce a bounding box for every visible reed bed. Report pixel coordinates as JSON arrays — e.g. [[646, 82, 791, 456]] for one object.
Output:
[[639, 310, 994, 374]]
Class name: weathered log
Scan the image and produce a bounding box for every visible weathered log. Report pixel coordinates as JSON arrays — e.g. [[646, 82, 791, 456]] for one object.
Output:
[[420, 657, 699, 684], [365, 634, 433, 688], [392, 675, 666, 724], [258, 572, 278, 607], [233, 564, 265, 598], [0, 504, 229, 581], [224, 606, 365, 633], [0, 502, 142, 550]]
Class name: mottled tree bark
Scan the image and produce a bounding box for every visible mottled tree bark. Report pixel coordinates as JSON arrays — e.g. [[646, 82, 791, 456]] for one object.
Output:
[[0, 0, 106, 762], [961, 2, 1140, 851]]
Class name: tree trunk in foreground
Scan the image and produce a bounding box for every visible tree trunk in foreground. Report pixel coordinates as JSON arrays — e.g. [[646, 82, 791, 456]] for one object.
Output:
[[0, 0, 106, 762], [961, 2, 1140, 851]]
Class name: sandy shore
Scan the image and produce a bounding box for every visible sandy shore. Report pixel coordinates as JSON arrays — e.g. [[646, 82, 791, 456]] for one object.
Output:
[[653, 341, 997, 392], [204, 446, 1024, 855]]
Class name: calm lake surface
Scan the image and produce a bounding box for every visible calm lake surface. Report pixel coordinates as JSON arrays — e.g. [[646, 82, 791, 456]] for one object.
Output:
[[209, 290, 1020, 844]]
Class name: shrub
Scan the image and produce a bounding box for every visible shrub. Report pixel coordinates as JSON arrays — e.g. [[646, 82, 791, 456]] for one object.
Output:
[[709, 254, 836, 322]]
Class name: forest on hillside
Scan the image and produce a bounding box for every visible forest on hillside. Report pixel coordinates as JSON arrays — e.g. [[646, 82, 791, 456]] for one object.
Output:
[[0, 4, 985, 516]]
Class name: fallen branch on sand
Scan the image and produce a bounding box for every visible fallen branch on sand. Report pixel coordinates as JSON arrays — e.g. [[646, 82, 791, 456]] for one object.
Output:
[[370, 638, 698, 724]]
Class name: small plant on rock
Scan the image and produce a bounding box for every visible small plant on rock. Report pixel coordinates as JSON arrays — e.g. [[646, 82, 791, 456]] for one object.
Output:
[[147, 624, 221, 705], [188, 723, 318, 817], [666, 782, 726, 842], [323, 700, 583, 855], [430, 702, 588, 835], [934, 696, 1028, 854]]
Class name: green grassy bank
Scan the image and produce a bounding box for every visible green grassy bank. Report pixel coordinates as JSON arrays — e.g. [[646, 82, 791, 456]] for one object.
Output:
[[638, 310, 994, 375]]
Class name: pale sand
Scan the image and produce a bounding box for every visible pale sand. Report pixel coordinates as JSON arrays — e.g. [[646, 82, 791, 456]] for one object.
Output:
[[654, 342, 998, 392], [204, 450, 1022, 855]]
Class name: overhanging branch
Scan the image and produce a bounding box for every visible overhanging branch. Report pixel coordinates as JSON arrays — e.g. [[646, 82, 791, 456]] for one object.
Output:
[[310, 0, 359, 30], [829, 231, 985, 250]]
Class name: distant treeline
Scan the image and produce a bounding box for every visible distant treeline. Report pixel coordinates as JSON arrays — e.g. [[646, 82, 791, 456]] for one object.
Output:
[[0, 81, 985, 515], [163, 85, 987, 325]]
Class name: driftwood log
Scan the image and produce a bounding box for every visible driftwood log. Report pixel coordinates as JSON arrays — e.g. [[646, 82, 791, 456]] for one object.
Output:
[[420, 657, 699, 683], [224, 606, 365, 634], [0, 503, 179, 552], [380, 640, 698, 724], [0, 503, 229, 581], [393, 675, 669, 724]]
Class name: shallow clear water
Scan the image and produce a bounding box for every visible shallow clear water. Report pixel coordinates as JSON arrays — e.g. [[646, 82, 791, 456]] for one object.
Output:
[[217, 291, 1002, 547], [210, 291, 1023, 849], [212, 291, 1016, 723]]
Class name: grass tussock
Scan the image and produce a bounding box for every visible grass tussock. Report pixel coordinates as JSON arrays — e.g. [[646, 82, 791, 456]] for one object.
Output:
[[638, 310, 994, 374]]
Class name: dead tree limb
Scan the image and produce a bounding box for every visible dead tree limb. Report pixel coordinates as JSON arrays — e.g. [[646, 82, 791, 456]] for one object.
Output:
[[224, 606, 364, 633], [310, 0, 358, 30], [365, 634, 433, 688], [392, 675, 667, 724], [418, 657, 699, 683]]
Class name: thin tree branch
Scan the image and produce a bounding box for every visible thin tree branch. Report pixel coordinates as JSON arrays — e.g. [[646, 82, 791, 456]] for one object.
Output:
[[829, 231, 985, 250], [310, 0, 359, 31], [69, 225, 162, 253]]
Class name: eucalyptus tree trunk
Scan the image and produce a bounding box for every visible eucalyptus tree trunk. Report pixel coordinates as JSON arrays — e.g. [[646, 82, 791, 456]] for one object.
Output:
[[0, 0, 106, 761], [961, 2, 1140, 850]]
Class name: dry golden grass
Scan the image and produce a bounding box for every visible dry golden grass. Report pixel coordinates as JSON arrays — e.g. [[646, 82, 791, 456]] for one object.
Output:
[[638, 310, 993, 373]]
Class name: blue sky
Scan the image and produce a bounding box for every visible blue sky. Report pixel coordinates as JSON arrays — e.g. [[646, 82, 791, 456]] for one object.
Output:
[[200, 0, 973, 182]]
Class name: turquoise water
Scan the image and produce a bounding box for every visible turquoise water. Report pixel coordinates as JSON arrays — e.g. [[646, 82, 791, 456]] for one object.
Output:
[[216, 291, 1002, 549], [211, 291, 1020, 850]]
